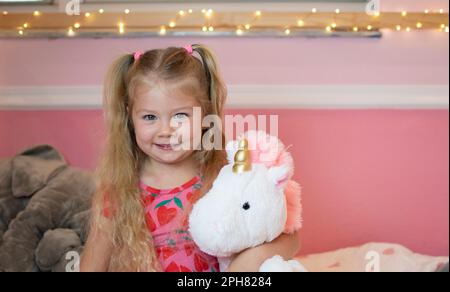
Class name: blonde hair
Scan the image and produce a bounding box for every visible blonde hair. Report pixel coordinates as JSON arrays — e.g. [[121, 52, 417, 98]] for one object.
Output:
[[91, 44, 228, 271]]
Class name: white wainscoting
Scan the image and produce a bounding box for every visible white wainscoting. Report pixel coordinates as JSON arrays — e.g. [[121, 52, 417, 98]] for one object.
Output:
[[0, 85, 448, 110]]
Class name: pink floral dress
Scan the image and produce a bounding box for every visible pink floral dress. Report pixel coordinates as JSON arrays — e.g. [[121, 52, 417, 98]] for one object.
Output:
[[104, 176, 219, 272]]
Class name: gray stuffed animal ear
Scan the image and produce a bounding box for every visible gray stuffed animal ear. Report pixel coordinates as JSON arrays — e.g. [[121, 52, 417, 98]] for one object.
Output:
[[12, 145, 67, 198], [1, 145, 65, 199], [19, 144, 66, 162], [0, 159, 29, 245]]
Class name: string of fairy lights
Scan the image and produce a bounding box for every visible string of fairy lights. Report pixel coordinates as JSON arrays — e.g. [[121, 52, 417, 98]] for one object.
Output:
[[1, 6, 449, 37]]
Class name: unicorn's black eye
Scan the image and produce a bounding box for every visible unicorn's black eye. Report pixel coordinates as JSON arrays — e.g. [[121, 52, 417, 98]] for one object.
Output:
[[242, 202, 250, 210]]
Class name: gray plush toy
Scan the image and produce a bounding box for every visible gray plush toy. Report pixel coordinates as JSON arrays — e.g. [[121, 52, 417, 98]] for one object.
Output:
[[0, 145, 95, 272]]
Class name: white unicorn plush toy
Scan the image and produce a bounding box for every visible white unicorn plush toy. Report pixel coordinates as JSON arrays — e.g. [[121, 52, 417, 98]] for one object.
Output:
[[189, 130, 307, 272]]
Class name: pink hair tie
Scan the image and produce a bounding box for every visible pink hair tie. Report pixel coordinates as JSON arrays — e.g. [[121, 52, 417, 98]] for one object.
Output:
[[184, 45, 193, 55], [133, 51, 143, 61]]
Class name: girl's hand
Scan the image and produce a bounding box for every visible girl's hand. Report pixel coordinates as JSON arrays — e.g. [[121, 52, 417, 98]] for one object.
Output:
[[226, 231, 301, 272]]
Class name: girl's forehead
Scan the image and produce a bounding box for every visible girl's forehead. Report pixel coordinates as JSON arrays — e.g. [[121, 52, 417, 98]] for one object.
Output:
[[133, 81, 200, 109]]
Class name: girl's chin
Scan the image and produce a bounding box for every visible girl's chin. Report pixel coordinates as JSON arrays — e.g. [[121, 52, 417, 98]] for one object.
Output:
[[149, 150, 191, 164]]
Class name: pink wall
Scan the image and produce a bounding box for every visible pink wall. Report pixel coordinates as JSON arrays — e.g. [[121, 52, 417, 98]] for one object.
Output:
[[0, 0, 448, 256], [0, 31, 448, 86]]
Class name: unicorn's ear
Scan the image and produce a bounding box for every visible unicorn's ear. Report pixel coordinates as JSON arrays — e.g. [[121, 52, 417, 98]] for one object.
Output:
[[225, 140, 239, 164], [268, 165, 291, 190]]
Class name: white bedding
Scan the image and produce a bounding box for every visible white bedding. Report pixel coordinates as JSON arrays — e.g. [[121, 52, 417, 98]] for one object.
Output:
[[295, 242, 448, 272]]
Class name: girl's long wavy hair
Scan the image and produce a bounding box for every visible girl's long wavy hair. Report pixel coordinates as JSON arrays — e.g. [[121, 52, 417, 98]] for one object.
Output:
[[90, 44, 228, 271]]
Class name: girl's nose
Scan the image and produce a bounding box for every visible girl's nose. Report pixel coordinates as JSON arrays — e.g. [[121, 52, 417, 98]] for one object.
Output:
[[157, 119, 174, 137]]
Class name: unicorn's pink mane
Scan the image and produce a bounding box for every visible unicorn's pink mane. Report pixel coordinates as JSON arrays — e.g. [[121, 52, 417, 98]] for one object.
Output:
[[284, 180, 303, 233], [241, 131, 303, 234]]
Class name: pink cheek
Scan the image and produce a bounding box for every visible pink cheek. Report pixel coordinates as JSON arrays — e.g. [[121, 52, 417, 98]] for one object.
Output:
[[135, 128, 156, 144]]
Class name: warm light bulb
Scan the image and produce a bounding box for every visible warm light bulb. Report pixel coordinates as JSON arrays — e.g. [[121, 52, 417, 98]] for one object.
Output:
[[326, 26, 332, 32], [119, 27, 125, 34], [236, 29, 243, 35], [255, 10, 262, 17], [202, 26, 208, 32], [124, 9, 130, 14], [297, 20, 304, 27], [406, 27, 411, 32], [208, 26, 214, 32], [74, 23, 81, 29], [169, 21, 176, 28], [98, 9, 104, 14], [445, 26, 449, 33], [179, 10, 185, 16], [396, 25, 402, 31], [245, 24, 251, 30], [416, 22, 422, 29], [401, 11, 407, 17], [331, 23, 337, 28], [18, 30, 24, 35], [159, 26, 166, 35], [3, 11, 8, 15], [284, 28, 291, 35], [335, 9, 340, 14], [424, 9, 429, 14], [188, 9, 193, 14], [439, 9, 444, 14], [23, 23, 29, 28], [33, 11, 40, 16], [85, 12, 91, 18], [68, 27, 75, 37], [441, 24, 446, 29], [374, 12, 381, 17], [353, 27, 359, 32], [367, 25, 373, 30], [312, 8, 317, 13]]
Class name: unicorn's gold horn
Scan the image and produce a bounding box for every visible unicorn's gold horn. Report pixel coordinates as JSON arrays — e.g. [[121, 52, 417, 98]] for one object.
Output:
[[233, 138, 252, 174]]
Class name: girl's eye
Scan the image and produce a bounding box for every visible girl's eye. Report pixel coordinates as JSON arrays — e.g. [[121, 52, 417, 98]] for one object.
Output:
[[143, 114, 157, 121], [174, 113, 189, 119]]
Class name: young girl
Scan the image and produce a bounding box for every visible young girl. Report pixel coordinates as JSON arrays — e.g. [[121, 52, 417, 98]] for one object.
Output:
[[80, 44, 300, 272]]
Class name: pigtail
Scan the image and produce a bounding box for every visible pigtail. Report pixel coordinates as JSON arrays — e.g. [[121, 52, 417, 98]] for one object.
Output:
[[103, 54, 133, 125], [191, 44, 227, 115], [190, 45, 228, 196], [100, 53, 139, 194]]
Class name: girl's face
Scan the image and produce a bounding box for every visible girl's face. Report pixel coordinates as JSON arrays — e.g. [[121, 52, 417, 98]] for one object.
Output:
[[131, 82, 202, 165]]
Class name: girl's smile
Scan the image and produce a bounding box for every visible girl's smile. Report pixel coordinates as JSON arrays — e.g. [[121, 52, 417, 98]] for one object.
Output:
[[154, 143, 181, 151]]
